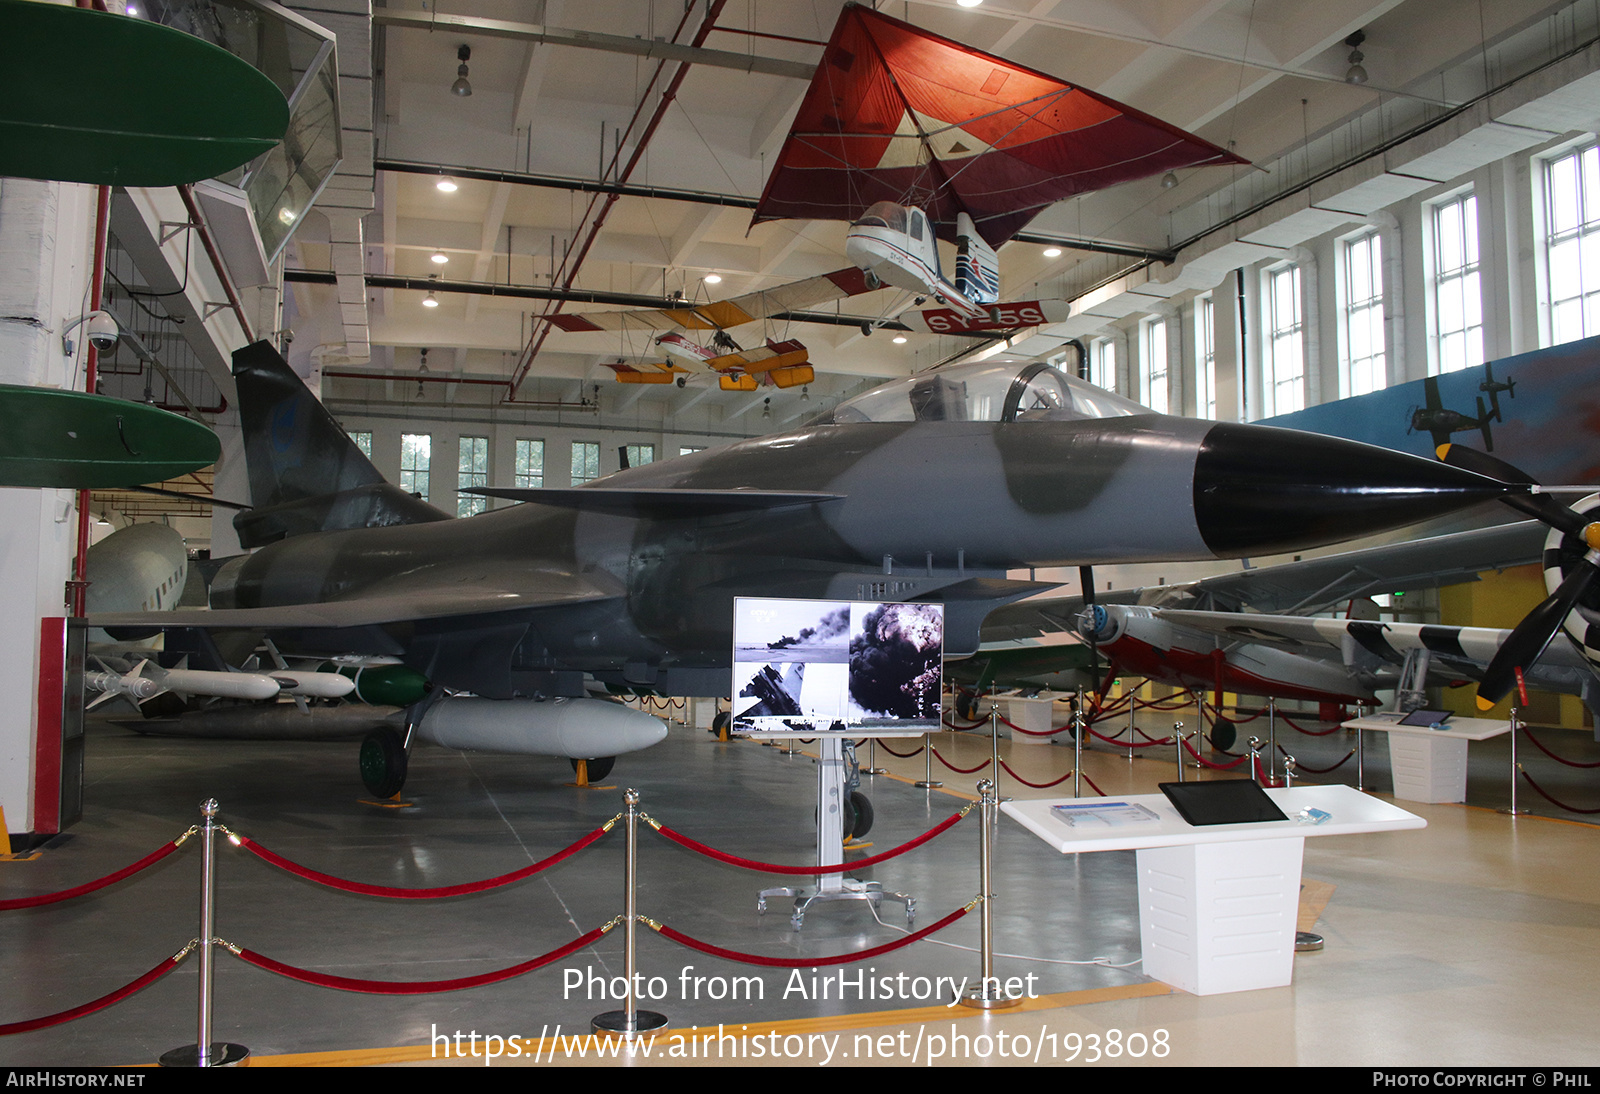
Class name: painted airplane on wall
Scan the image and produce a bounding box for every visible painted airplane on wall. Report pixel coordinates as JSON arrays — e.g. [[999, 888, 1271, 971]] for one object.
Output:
[[91, 344, 1530, 798]]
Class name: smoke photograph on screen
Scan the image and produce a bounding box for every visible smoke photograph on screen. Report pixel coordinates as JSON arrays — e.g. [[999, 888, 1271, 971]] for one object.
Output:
[[731, 598, 943, 733]]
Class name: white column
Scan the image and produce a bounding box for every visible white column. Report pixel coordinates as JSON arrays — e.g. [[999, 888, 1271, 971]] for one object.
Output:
[[0, 178, 96, 839]]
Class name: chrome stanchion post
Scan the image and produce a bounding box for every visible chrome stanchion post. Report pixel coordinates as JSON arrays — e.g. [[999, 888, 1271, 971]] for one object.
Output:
[[1501, 706, 1529, 816], [160, 799, 247, 1068], [989, 709, 1001, 795], [866, 736, 885, 776], [1268, 698, 1279, 784], [915, 731, 943, 789], [1283, 754, 1296, 789], [593, 789, 668, 1038], [1073, 697, 1083, 798], [1249, 736, 1265, 784], [1173, 721, 1186, 782], [958, 779, 1021, 1010]]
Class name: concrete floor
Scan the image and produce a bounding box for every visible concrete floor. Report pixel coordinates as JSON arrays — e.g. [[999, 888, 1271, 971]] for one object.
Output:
[[1, 699, 1597, 1067]]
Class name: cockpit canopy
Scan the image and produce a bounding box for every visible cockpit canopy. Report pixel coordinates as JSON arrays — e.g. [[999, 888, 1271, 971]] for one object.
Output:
[[850, 201, 927, 241], [822, 361, 1151, 424]]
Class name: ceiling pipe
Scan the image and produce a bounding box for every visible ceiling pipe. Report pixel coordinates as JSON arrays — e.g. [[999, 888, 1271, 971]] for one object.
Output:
[[504, 1, 728, 402]]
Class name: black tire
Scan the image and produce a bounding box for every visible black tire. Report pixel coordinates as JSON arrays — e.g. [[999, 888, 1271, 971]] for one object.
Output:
[[711, 710, 731, 739], [1209, 716, 1238, 753], [955, 691, 980, 721], [849, 792, 874, 839], [570, 756, 615, 782], [359, 728, 407, 798]]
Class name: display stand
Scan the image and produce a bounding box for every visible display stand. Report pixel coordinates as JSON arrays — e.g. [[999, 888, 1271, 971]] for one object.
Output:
[[754, 734, 915, 930], [1341, 714, 1510, 803], [1004, 696, 1053, 743], [1003, 785, 1423, 995]]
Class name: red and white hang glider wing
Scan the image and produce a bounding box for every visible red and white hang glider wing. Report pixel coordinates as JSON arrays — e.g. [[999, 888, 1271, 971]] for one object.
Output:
[[546, 268, 876, 334], [752, 5, 1249, 248]]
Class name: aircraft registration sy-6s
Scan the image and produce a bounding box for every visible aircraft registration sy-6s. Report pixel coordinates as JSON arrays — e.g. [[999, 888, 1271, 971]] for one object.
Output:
[[95, 343, 1525, 797]]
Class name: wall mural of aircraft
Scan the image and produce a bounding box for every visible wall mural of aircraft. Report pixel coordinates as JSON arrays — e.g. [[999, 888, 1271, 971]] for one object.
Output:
[[93, 344, 1523, 798], [1408, 362, 1516, 452]]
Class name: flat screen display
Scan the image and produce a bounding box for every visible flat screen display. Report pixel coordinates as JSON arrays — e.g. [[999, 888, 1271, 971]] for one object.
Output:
[[731, 597, 944, 733]]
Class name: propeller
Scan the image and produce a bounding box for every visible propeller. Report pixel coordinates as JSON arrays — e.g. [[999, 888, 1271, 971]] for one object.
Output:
[[1436, 444, 1600, 709]]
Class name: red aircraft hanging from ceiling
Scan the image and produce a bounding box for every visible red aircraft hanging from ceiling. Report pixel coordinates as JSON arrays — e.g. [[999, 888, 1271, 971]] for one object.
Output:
[[752, 4, 1249, 315]]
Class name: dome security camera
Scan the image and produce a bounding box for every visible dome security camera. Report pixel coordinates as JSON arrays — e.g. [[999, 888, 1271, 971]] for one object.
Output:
[[61, 310, 120, 356]]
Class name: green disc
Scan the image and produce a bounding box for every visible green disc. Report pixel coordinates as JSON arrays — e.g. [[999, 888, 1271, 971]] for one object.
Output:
[[0, 0, 289, 187], [0, 386, 220, 488]]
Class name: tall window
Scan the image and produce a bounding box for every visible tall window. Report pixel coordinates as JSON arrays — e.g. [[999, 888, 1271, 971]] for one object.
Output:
[[571, 441, 600, 485], [348, 430, 373, 459], [624, 443, 655, 467], [1432, 191, 1482, 373], [457, 436, 487, 516], [1142, 318, 1168, 413], [400, 433, 431, 501], [1343, 231, 1387, 396], [1265, 264, 1304, 416], [1544, 144, 1600, 345], [515, 439, 544, 488], [1090, 338, 1116, 391], [1195, 294, 1216, 420]]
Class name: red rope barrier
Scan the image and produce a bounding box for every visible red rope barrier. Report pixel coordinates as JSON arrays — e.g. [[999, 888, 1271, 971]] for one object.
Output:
[[648, 810, 968, 876], [232, 823, 612, 898], [230, 925, 610, 994], [941, 715, 989, 731], [0, 951, 184, 1035], [1181, 739, 1249, 770], [1275, 745, 1356, 773], [997, 760, 1074, 789], [653, 906, 970, 968], [998, 715, 1068, 737], [1279, 714, 1342, 736], [1087, 727, 1168, 748], [875, 739, 923, 758], [1518, 769, 1600, 814], [0, 836, 188, 910], [1080, 771, 1107, 797], [1521, 726, 1600, 769], [931, 748, 991, 774]]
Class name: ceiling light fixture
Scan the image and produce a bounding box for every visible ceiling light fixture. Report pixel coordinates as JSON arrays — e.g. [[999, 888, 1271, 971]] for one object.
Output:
[[762, 397, 772, 420], [1160, 171, 1179, 189], [893, 335, 908, 344], [436, 178, 458, 193], [431, 250, 448, 265], [957, 0, 983, 7], [451, 44, 473, 97], [422, 291, 439, 308], [1042, 246, 1062, 258], [1345, 31, 1368, 85], [704, 273, 722, 284]]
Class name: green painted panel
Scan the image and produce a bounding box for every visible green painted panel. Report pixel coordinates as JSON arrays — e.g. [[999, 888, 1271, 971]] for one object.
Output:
[[0, 0, 289, 186], [0, 386, 220, 488]]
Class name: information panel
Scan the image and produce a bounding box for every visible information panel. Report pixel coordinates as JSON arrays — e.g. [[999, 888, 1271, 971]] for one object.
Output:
[[731, 597, 943, 733]]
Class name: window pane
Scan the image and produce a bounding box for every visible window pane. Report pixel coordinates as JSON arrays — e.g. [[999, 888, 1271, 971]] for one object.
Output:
[[457, 436, 487, 516], [571, 442, 600, 484], [400, 433, 430, 501], [515, 439, 544, 488]]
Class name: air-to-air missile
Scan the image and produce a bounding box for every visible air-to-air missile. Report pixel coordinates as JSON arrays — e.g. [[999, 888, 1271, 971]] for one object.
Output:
[[96, 344, 1529, 796]]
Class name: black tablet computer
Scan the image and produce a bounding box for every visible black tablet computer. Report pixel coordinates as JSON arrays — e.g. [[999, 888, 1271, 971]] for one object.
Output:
[[1158, 779, 1290, 826]]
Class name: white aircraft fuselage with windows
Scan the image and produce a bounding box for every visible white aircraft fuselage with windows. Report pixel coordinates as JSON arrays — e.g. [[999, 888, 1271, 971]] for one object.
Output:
[[845, 203, 999, 319]]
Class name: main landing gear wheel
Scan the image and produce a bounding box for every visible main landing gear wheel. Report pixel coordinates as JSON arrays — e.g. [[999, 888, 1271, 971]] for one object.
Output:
[[1208, 715, 1238, 753], [359, 728, 407, 798], [955, 691, 981, 721], [570, 756, 615, 783], [848, 791, 874, 839], [711, 710, 731, 740]]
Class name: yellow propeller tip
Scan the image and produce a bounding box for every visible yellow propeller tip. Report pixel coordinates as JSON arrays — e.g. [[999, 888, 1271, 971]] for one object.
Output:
[[1475, 696, 1497, 712], [1436, 443, 1453, 461]]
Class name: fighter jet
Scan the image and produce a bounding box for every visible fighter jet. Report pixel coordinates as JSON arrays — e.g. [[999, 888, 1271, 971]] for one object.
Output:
[[96, 345, 1526, 796]]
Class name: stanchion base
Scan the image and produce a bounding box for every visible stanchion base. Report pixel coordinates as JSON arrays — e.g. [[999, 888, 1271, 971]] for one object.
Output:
[[913, 780, 944, 789], [1498, 807, 1532, 816], [864, 767, 886, 775], [591, 1010, 669, 1036], [758, 878, 915, 931], [1294, 931, 1324, 953], [159, 1042, 250, 1067], [957, 988, 1024, 1011]]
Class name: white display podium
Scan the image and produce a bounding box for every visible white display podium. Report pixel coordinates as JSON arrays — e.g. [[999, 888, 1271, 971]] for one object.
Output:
[[1003, 785, 1424, 996], [1341, 714, 1510, 804], [1004, 697, 1055, 744]]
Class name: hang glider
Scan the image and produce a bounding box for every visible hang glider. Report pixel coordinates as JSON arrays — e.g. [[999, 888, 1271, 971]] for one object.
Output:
[[752, 4, 1248, 248]]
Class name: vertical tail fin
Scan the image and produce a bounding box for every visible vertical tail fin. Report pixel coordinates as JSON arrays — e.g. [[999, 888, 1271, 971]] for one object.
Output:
[[231, 341, 448, 546], [232, 341, 385, 507], [954, 212, 1000, 305]]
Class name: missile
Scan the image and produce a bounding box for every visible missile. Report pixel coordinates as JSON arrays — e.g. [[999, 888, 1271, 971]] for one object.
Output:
[[414, 695, 668, 758], [86, 660, 283, 707], [267, 671, 357, 699]]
